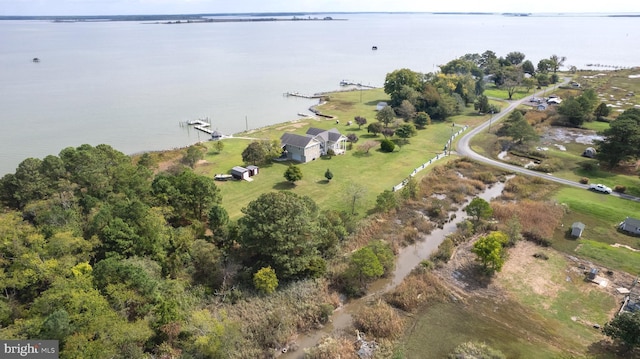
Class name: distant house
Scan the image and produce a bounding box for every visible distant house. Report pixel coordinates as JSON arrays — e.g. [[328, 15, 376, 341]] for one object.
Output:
[[547, 97, 562, 105], [231, 166, 250, 180], [280, 133, 322, 163], [376, 102, 388, 111], [619, 217, 640, 235], [280, 128, 347, 163], [571, 222, 585, 238]]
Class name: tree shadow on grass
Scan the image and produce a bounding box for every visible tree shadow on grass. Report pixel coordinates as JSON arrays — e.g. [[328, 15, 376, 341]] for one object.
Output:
[[351, 151, 373, 158], [317, 179, 331, 184], [273, 181, 296, 190]]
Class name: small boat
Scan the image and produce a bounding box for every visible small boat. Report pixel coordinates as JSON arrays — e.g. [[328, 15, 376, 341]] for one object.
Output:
[[32, 57, 40, 63], [371, 46, 378, 50]]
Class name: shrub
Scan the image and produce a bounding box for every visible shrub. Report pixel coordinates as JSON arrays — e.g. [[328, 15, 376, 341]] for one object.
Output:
[[304, 337, 357, 359], [448, 341, 506, 359], [579, 177, 589, 184], [403, 227, 419, 244], [253, 266, 279, 294], [385, 271, 448, 312], [614, 185, 626, 193], [431, 237, 454, 263], [579, 160, 599, 172], [352, 301, 404, 339], [380, 139, 396, 152]]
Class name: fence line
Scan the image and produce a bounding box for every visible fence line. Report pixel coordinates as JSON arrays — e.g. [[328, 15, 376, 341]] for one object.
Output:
[[392, 125, 468, 192]]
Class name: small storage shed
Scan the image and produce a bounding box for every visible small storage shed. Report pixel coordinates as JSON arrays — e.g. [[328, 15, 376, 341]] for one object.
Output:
[[231, 166, 250, 180], [211, 130, 224, 141], [582, 147, 596, 158], [246, 165, 259, 177], [571, 222, 585, 238]]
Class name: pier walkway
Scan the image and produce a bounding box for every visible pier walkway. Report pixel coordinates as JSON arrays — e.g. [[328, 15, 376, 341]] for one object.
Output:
[[184, 119, 213, 135]]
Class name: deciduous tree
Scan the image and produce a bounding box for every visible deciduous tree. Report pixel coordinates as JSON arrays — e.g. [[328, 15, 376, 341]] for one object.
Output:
[[465, 197, 493, 223], [367, 122, 383, 136], [472, 231, 508, 273], [414, 112, 431, 129], [253, 266, 279, 294], [376, 105, 396, 127], [603, 311, 640, 349], [354, 116, 367, 129]]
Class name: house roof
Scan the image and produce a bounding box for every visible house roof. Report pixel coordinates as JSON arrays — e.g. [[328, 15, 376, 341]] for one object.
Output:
[[281, 133, 319, 148], [246, 165, 259, 170], [231, 166, 248, 173], [305, 128, 346, 143], [572, 222, 586, 230], [622, 217, 640, 228]]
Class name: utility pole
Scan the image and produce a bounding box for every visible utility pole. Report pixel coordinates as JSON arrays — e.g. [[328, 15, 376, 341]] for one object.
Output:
[[488, 110, 494, 133]]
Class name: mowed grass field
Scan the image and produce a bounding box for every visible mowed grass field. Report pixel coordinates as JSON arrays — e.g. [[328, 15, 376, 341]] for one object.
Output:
[[195, 88, 491, 219], [552, 187, 640, 274]]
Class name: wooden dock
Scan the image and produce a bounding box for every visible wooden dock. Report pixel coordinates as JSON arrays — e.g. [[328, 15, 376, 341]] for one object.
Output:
[[339, 80, 377, 89], [184, 118, 213, 135], [284, 92, 322, 99]]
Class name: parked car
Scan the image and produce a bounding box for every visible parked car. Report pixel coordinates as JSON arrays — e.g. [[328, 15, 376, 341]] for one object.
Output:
[[589, 183, 612, 194]]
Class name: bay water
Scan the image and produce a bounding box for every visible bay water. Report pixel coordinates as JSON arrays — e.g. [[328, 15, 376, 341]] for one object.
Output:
[[1, 13, 639, 175]]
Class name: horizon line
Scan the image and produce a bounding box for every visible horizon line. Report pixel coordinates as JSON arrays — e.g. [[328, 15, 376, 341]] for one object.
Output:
[[2, 11, 640, 18]]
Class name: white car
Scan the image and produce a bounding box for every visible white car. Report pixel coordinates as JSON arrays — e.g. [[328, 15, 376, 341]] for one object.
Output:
[[589, 184, 612, 194]]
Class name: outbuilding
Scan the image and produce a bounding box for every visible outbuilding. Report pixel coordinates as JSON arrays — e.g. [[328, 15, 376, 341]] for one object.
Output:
[[231, 166, 250, 180], [619, 217, 640, 235], [571, 222, 585, 238], [246, 165, 259, 176]]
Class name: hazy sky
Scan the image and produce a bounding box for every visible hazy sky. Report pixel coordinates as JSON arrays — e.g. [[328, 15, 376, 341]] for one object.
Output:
[[1, 0, 638, 16]]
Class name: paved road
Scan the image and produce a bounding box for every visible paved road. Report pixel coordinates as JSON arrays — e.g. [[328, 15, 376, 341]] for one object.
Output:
[[455, 79, 640, 202]]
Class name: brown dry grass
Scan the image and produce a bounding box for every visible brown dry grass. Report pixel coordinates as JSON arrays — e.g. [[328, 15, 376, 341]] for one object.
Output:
[[498, 241, 562, 304], [352, 300, 404, 339], [304, 336, 358, 359], [492, 200, 565, 239], [384, 270, 450, 312]]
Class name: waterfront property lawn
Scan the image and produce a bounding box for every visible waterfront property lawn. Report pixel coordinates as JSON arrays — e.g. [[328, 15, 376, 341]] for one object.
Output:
[[551, 187, 640, 267], [403, 244, 617, 358], [197, 89, 469, 219]]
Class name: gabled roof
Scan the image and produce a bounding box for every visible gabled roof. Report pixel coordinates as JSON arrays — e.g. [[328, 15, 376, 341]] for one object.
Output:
[[306, 128, 346, 143], [281, 133, 319, 148], [572, 222, 585, 230], [231, 166, 248, 173], [622, 217, 640, 228]]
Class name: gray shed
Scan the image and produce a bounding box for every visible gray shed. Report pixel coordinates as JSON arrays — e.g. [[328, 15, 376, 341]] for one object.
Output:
[[582, 147, 596, 158], [231, 166, 250, 180], [571, 222, 585, 238]]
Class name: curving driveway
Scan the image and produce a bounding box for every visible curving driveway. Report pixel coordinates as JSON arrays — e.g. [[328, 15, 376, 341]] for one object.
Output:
[[455, 79, 640, 202]]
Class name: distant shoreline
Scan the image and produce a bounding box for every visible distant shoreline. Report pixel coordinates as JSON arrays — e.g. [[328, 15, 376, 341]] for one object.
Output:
[[2, 12, 639, 22]]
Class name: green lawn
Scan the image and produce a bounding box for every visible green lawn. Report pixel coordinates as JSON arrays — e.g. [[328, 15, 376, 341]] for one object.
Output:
[[196, 89, 470, 219], [576, 239, 640, 275]]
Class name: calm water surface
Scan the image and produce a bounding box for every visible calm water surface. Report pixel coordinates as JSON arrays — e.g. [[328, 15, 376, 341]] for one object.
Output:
[[1, 13, 639, 174]]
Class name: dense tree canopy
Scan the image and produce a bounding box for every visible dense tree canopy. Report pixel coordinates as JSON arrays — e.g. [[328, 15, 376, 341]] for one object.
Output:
[[497, 110, 538, 144], [603, 311, 640, 349], [596, 108, 640, 167], [237, 191, 326, 280]]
